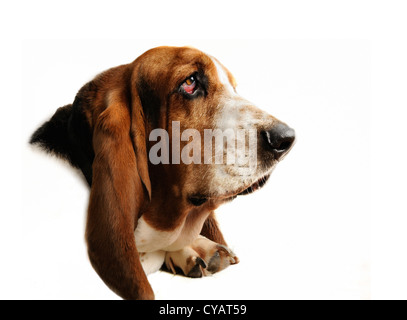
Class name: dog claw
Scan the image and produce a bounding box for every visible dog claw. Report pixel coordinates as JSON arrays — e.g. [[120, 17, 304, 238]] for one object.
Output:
[[187, 263, 203, 278], [207, 251, 220, 273], [217, 244, 232, 254], [196, 256, 207, 269], [186, 257, 207, 278]]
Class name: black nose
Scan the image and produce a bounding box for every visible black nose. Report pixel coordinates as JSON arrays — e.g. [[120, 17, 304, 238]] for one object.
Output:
[[262, 123, 295, 159]]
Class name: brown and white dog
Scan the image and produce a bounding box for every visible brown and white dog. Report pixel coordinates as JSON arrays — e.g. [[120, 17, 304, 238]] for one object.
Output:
[[30, 46, 295, 300]]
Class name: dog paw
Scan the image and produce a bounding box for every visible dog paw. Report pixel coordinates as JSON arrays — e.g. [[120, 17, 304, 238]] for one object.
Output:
[[164, 236, 239, 278], [205, 243, 239, 274]]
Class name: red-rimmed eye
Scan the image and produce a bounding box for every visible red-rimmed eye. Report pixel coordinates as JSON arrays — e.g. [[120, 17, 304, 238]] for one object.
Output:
[[182, 76, 196, 94]]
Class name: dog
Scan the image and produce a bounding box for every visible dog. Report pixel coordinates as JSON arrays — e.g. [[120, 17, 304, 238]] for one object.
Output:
[[30, 46, 295, 300]]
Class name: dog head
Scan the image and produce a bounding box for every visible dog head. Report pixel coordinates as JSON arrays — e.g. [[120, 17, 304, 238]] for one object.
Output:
[[129, 46, 295, 213]]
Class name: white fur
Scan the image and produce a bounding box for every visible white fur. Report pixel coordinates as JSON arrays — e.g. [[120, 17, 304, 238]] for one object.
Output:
[[134, 210, 211, 253], [134, 216, 183, 253], [139, 251, 166, 275], [162, 210, 211, 252], [211, 57, 236, 94], [209, 58, 274, 196]]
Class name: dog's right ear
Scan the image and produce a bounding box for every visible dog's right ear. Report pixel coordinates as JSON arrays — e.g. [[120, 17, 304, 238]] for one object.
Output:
[[85, 65, 153, 300], [129, 85, 151, 200]]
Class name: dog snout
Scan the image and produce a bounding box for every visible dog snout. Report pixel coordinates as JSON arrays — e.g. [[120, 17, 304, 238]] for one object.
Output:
[[261, 122, 295, 160]]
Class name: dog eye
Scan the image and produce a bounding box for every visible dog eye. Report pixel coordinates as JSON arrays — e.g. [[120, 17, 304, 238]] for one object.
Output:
[[182, 76, 196, 95], [188, 195, 208, 206]]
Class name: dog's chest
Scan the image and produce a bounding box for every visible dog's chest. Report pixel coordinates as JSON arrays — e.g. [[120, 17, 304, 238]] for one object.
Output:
[[134, 210, 211, 253]]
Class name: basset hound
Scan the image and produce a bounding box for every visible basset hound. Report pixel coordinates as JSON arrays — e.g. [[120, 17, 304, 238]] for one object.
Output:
[[30, 46, 295, 300]]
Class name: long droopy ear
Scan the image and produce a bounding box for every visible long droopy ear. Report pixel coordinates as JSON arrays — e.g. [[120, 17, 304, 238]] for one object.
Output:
[[130, 88, 151, 199], [85, 79, 153, 300]]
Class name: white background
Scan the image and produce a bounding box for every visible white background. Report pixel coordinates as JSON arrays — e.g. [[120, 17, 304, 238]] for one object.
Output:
[[1, 0, 407, 300]]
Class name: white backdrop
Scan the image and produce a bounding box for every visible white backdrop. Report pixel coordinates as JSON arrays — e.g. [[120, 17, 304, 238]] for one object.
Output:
[[2, 0, 407, 300], [19, 39, 370, 299]]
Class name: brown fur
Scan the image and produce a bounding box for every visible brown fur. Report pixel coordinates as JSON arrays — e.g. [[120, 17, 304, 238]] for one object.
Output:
[[81, 47, 233, 299], [31, 46, 294, 299]]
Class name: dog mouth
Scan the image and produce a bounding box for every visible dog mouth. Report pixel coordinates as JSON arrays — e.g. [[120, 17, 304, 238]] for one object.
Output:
[[219, 173, 272, 202], [188, 173, 271, 206], [236, 174, 271, 196]]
